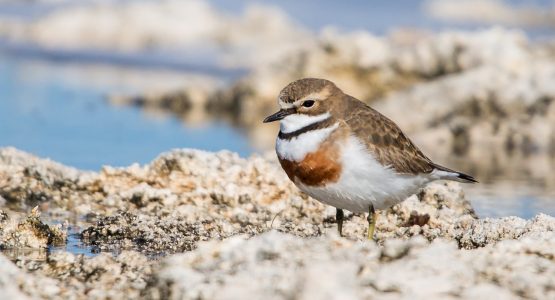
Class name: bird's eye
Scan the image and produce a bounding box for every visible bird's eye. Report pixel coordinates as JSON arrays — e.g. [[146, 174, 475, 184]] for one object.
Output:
[[302, 100, 315, 108]]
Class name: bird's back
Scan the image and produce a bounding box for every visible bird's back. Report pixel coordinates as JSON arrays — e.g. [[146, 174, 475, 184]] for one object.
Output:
[[340, 95, 476, 183]]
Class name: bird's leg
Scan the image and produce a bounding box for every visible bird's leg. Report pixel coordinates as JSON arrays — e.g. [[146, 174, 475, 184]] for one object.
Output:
[[336, 208, 344, 237], [367, 205, 377, 240]]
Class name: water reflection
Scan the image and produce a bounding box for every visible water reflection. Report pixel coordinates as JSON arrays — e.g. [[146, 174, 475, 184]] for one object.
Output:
[[0, 55, 252, 170]]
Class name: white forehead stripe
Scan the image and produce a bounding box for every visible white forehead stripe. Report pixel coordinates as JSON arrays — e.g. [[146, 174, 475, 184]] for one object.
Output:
[[278, 99, 294, 109], [279, 112, 331, 134], [278, 97, 318, 110], [276, 123, 339, 162]]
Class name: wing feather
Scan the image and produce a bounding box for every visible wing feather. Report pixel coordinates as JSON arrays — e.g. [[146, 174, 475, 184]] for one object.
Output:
[[343, 98, 434, 175]]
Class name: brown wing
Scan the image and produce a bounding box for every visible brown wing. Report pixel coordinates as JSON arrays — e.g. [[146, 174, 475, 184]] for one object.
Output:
[[343, 98, 434, 175]]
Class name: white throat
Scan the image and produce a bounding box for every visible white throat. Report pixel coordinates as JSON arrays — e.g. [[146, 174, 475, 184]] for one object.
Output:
[[279, 112, 331, 133], [276, 122, 339, 162]]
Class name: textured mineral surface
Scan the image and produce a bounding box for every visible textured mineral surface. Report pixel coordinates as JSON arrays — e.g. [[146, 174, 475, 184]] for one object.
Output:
[[0, 147, 554, 299], [145, 230, 555, 300], [0, 207, 66, 249]]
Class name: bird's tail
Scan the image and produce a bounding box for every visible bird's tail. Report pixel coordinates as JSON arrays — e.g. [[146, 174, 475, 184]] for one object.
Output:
[[430, 162, 478, 183]]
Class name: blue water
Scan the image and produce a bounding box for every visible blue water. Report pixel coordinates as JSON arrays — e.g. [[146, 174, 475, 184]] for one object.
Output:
[[0, 55, 253, 170], [48, 225, 98, 257]]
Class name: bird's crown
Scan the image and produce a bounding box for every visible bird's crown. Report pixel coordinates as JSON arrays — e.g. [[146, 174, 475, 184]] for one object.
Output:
[[278, 78, 338, 108]]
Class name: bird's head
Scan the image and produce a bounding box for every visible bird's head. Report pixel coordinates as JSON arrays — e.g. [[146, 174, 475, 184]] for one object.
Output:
[[263, 78, 343, 133]]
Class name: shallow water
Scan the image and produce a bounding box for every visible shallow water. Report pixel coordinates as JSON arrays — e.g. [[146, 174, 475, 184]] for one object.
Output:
[[0, 221, 97, 261], [0, 54, 252, 170], [468, 183, 555, 219]]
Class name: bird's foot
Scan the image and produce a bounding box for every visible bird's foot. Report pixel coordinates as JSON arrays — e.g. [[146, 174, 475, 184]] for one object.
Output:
[[336, 208, 344, 237], [367, 205, 377, 240]]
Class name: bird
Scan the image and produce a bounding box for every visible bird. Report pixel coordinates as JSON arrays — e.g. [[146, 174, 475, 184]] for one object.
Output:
[[263, 78, 477, 239]]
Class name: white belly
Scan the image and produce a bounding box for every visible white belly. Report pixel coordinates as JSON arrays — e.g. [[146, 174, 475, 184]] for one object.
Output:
[[296, 136, 433, 213]]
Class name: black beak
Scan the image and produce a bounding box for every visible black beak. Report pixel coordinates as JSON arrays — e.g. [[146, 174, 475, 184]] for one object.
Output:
[[263, 108, 295, 123]]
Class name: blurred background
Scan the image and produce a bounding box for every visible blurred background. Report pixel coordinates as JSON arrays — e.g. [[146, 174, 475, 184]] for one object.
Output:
[[1, 0, 554, 218]]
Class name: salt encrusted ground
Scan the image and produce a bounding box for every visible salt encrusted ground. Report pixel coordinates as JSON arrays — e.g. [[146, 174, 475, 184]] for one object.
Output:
[[1, 147, 554, 299]]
